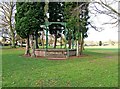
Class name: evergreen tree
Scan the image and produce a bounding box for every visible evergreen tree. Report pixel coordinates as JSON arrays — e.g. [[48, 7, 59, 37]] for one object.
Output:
[[79, 2, 90, 55], [15, 2, 45, 56], [64, 2, 90, 55], [48, 2, 65, 48], [15, 2, 30, 56]]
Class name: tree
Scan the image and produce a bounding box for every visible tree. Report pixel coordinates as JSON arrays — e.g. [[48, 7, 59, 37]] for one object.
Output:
[[34, 2, 45, 49], [48, 2, 65, 48], [64, 2, 90, 55], [79, 2, 89, 55], [15, 2, 45, 56], [99, 41, 102, 46], [15, 2, 31, 56], [0, 2, 16, 48]]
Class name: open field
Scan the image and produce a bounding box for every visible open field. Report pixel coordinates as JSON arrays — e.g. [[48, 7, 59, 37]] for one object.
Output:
[[1, 46, 118, 87]]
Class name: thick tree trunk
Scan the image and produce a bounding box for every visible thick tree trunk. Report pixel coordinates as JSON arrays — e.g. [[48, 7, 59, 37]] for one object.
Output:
[[25, 35, 30, 56], [11, 34, 16, 48], [31, 35, 36, 57], [10, 25, 15, 48], [54, 34, 57, 49], [10, 5, 16, 48]]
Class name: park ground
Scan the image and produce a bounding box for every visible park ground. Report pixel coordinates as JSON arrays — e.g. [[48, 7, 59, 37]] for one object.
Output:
[[1, 46, 118, 87]]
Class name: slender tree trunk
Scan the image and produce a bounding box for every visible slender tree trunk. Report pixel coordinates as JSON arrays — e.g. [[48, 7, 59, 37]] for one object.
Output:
[[68, 39, 71, 49], [76, 40, 79, 56], [35, 31, 39, 49], [64, 39, 67, 49], [80, 35, 84, 55], [42, 31, 44, 49], [25, 35, 30, 56], [54, 34, 57, 49], [60, 36, 62, 48]]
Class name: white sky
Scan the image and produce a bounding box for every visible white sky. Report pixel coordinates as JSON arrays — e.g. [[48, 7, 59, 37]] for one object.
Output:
[[85, 14, 118, 41], [85, 0, 118, 42]]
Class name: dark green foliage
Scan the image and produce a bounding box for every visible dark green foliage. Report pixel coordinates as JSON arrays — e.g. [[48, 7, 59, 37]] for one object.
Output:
[[15, 2, 45, 38], [15, 2, 28, 38], [48, 2, 65, 48], [48, 2, 65, 35]]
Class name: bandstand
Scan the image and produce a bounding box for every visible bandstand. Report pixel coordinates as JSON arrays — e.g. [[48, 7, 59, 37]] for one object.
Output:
[[35, 22, 76, 59]]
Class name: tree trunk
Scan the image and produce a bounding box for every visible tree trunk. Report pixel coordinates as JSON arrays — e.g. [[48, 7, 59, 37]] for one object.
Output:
[[25, 35, 30, 56], [64, 39, 67, 49], [80, 36, 84, 55], [68, 39, 71, 49], [60, 36, 62, 48], [76, 40, 79, 56], [10, 25, 15, 48], [35, 31, 39, 49], [42, 31, 44, 49], [11, 34, 16, 48], [31, 35, 36, 57], [54, 34, 57, 49], [9, 8, 16, 48]]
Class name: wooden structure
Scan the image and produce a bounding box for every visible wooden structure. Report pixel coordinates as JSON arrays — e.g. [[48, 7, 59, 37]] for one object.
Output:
[[35, 49, 76, 59]]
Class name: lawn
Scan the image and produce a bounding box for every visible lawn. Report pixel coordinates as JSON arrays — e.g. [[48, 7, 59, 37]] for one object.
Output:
[[1, 46, 118, 87]]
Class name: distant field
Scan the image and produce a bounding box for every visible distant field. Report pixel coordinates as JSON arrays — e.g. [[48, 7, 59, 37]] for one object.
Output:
[[1, 46, 118, 87], [85, 45, 118, 49]]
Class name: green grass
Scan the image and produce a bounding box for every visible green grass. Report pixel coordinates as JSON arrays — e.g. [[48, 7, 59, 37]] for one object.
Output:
[[2, 46, 118, 87]]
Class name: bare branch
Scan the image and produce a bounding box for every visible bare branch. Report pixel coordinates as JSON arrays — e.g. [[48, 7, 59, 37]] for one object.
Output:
[[89, 22, 104, 32], [89, 0, 119, 27], [0, 2, 16, 47], [99, 0, 120, 16]]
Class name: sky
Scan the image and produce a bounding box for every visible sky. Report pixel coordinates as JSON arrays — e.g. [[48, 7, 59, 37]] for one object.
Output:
[[85, 0, 118, 42], [85, 14, 118, 41]]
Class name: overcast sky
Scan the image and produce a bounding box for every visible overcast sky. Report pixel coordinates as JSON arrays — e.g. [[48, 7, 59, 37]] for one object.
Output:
[[85, 0, 118, 42]]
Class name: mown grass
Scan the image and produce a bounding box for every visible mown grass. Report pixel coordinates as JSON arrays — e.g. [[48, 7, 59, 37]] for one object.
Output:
[[1, 46, 118, 87]]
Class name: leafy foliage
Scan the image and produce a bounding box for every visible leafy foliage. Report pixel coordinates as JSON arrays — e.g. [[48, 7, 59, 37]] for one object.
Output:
[[64, 2, 89, 41]]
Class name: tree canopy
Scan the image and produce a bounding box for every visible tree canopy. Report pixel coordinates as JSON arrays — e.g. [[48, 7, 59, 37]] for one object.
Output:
[[15, 2, 45, 55], [15, 2, 45, 38], [48, 2, 65, 48]]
